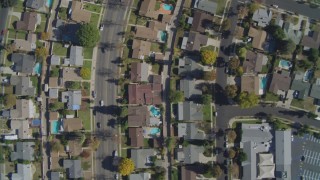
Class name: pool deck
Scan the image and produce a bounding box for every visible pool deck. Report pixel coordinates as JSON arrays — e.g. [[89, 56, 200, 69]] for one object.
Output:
[[158, 4, 173, 15]]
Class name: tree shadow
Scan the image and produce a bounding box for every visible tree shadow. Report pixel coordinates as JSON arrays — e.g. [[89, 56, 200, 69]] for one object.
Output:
[[94, 105, 121, 117], [278, 110, 306, 118]]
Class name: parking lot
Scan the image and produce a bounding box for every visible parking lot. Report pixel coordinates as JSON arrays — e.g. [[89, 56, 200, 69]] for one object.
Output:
[[292, 134, 320, 179]]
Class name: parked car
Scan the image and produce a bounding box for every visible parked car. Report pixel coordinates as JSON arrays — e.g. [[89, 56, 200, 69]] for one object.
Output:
[[97, 122, 101, 128], [100, 24, 104, 31], [225, 67, 229, 74], [271, 4, 278, 8], [100, 100, 104, 106], [291, 135, 294, 141], [113, 150, 118, 157], [114, 173, 119, 180], [92, 91, 96, 98]]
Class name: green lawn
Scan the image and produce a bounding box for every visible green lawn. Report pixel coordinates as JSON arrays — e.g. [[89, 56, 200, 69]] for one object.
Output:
[[170, 78, 177, 91], [8, 30, 27, 39], [129, 11, 137, 24], [79, 100, 91, 130], [53, 43, 68, 57], [291, 99, 304, 109], [83, 47, 93, 59], [121, 149, 127, 158], [151, 43, 162, 52], [264, 92, 279, 102], [82, 82, 91, 97], [58, 7, 68, 20], [30, 76, 39, 93], [4, 85, 13, 94], [203, 104, 212, 121], [132, 0, 140, 8], [171, 168, 178, 180], [40, 13, 47, 22], [36, 21, 46, 33], [200, 45, 215, 51], [155, 1, 161, 10], [13, 0, 24, 12], [84, 3, 102, 13], [90, 13, 100, 27], [83, 61, 92, 69], [216, 0, 227, 16], [151, 63, 160, 74], [50, 66, 60, 77], [9, 16, 19, 29]]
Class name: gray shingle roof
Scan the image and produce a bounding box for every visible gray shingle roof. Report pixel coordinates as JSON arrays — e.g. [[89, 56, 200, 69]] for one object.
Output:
[[290, 80, 311, 99], [61, 91, 82, 110], [129, 172, 151, 180], [283, 22, 302, 45], [11, 164, 33, 180], [177, 102, 203, 121], [11, 142, 35, 161], [50, 172, 62, 180], [63, 159, 83, 179], [178, 123, 206, 140], [310, 85, 320, 99], [131, 149, 155, 168], [26, 0, 44, 9], [193, 0, 217, 14], [275, 130, 291, 179], [10, 76, 35, 96], [177, 145, 204, 164], [252, 9, 272, 27], [180, 79, 202, 99], [11, 53, 36, 74], [69, 46, 83, 66], [178, 56, 203, 78]]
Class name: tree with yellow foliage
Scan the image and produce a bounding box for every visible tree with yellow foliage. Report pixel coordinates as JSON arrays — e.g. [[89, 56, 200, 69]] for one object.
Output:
[[118, 158, 135, 176], [201, 50, 217, 65], [80, 67, 91, 80], [35, 47, 48, 62]]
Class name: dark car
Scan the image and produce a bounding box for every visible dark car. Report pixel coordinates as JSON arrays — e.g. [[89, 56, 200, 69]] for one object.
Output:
[[97, 122, 101, 128]]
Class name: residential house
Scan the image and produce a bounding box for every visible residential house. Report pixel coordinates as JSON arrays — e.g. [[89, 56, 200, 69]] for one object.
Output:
[[243, 50, 268, 74], [139, 0, 157, 18], [131, 149, 156, 168], [49, 88, 59, 99], [193, 0, 217, 15], [128, 83, 162, 105], [26, 0, 44, 9], [178, 123, 206, 140], [49, 112, 59, 121], [64, 46, 84, 66], [301, 30, 320, 49], [248, 27, 267, 51], [10, 120, 32, 139], [63, 159, 83, 179], [191, 10, 214, 33], [269, 73, 292, 95], [11, 53, 36, 74], [128, 106, 150, 127], [181, 32, 208, 51], [3, 99, 36, 119], [181, 166, 197, 180], [129, 172, 151, 180], [131, 39, 151, 60], [283, 22, 302, 45], [179, 79, 202, 99], [290, 80, 311, 99], [178, 56, 203, 78], [13, 33, 36, 52], [10, 76, 36, 96], [16, 12, 38, 31], [252, 9, 272, 27], [67, 140, 82, 156], [128, 127, 144, 147], [310, 83, 320, 103], [11, 164, 33, 180], [176, 145, 206, 164], [61, 91, 82, 110], [240, 123, 273, 180], [62, 118, 83, 132], [134, 26, 158, 41], [69, 0, 91, 23], [49, 77, 61, 88], [50, 172, 63, 180], [177, 102, 203, 121], [130, 62, 150, 82], [275, 130, 292, 179], [11, 142, 35, 161], [50, 55, 61, 65], [241, 75, 260, 95], [148, 21, 167, 31]]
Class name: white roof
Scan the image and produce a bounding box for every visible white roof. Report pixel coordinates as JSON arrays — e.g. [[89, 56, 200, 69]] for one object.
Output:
[[259, 153, 274, 165], [258, 164, 275, 179]]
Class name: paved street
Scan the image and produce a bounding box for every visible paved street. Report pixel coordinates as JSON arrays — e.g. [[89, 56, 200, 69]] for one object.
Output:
[[0, 8, 9, 65], [94, 0, 130, 179], [264, 0, 320, 19]]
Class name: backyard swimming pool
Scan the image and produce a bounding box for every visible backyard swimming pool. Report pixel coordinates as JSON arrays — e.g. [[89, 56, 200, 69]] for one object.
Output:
[[150, 128, 160, 135], [162, 4, 173, 11], [259, 75, 268, 95], [160, 31, 167, 42], [51, 120, 60, 134], [34, 63, 41, 75], [46, 0, 53, 7], [149, 105, 161, 117], [279, 59, 292, 70]]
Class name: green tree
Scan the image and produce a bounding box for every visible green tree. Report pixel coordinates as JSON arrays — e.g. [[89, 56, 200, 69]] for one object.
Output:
[[35, 47, 48, 62], [203, 70, 216, 81], [249, 2, 260, 13], [225, 85, 238, 98], [65, 81, 81, 89], [212, 164, 222, 178], [228, 149, 236, 159], [222, 19, 231, 31], [229, 57, 240, 70], [238, 151, 247, 162], [120, 106, 128, 118], [266, 25, 286, 41], [169, 90, 184, 103], [201, 50, 217, 65], [118, 158, 135, 176], [76, 23, 100, 47], [237, 47, 247, 59], [238, 92, 259, 108], [279, 39, 296, 55], [236, 66, 244, 76], [201, 94, 212, 105], [4, 94, 16, 108], [80, 67, 91, 80], [308, 48, 319, 62], [50, 141, 63, 152]]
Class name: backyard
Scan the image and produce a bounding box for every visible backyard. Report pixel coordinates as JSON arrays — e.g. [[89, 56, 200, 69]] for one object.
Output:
[[83, 47, 93, 59], [53, 42, 68, 57], [58, 7, 68, 20], [13, 0, 24, 12]]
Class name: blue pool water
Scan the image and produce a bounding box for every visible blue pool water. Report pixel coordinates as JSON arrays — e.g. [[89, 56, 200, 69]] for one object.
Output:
[[279, 59, 292, 69], [46, 0, 53, 7], [51, 120, 60, 134], [34, 63, 41, 75], [260, 76, 267, 89], [150, 106, 161, 117], [150, 128, 160, 135], [160, 31, 167, 42], [162, 4, 173, 11]]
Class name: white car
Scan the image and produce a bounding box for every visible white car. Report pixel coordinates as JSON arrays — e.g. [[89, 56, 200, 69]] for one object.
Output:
[[272, 4, 278, 8], [114, 173, 119, 179], [113, 150, 118, 157], [100, 24, 104, 31], [291, 135, 294, 141], [100, 100, 104, 106]]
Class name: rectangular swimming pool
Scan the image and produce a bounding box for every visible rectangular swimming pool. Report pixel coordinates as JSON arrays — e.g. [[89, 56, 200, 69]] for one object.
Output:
[[51, 120, 60, 134]]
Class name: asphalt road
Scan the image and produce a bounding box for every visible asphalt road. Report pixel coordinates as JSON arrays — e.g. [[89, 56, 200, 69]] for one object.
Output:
[[0, 7, 9, 65], [264, 0, 320, 20], [94, 0, 129, 179]]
